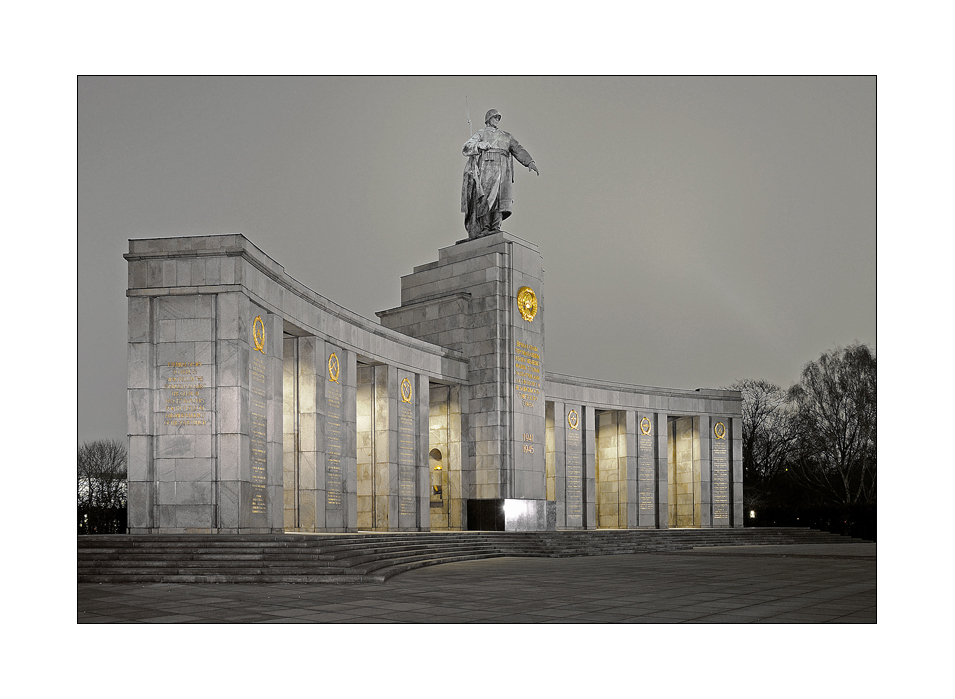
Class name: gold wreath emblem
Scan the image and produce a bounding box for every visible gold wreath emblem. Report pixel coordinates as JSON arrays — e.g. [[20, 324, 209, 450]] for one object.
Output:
[[714, 421, 727, 440], [400, 377, 413, 403], [640, 416, 652, 435], [327, 353, 340, 383], [252, 315, 266, 354], [516, 286, 538, 322], [567, 409, 580, 430]]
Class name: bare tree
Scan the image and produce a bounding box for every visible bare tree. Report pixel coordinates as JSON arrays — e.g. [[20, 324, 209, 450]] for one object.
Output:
[[78, 440, 128, 534], [728, 379, 796, 511], [787, 343, 876, 509]]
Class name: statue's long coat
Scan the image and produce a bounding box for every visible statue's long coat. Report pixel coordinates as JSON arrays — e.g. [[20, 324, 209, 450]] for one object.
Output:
[[461, 126, 534, 236]]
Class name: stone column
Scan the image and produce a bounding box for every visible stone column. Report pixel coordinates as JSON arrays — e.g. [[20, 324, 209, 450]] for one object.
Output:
[[283, 338, 298, 530], [264, 312, 284, 533], [623, 410, 638, 529], [596, 410, 619, 529], [374, 364, 399, 530], [731, 416, 744, 527], [213, 291, 244, 534], [343, 350, 358, 532], [546, 401, 568, 528], [213, 293, 283, 534], [356, 365, 374, 530], [415, 374, 430, 531], [583, 405, 597, 530], [655, 412, 669, 528], [282, 335, 325, 532], [672, 416, 697, 527], [428, 384, 450, 530], [560, 402, 585, 530], [449, 384, 467, 530], [695, 415, 712, 528], [323, 343, 350, 531], [709, 415, 731, 528], [636, 411, 658, 528], [299, 336, 326, 532], [127, 295, 154, 533]]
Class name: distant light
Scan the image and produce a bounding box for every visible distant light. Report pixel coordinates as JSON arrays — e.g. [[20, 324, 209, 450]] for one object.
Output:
[[749, 510, 756, 519]]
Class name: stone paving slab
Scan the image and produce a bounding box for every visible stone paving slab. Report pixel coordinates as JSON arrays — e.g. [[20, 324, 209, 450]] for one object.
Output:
[[77, 544, 876, 623], [688, 543, 876, 557]]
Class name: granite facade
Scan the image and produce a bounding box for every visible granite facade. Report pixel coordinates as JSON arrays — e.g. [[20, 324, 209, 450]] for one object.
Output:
[[127, 233, 743, 534]]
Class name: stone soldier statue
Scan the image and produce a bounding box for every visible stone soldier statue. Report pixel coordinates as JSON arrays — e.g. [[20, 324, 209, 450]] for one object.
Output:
[[461, 109, 539, 239]]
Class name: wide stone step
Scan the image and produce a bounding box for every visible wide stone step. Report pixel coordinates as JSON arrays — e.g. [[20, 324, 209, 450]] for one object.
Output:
[[77, 528, 864, 583]]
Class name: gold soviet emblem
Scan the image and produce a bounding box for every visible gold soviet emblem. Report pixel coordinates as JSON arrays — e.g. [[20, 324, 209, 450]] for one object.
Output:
[[640, 417, 652, 435], [516, 286, 538, 322], [567, 409, 580, 430], [252, 315, 266, 354], [400, 377, 413, 403], [714, 421, 727, 440], [328, 353, 340, 383]]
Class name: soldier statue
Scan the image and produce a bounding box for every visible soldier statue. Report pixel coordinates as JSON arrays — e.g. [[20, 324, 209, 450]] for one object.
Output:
[[461, 109, 539, 239]]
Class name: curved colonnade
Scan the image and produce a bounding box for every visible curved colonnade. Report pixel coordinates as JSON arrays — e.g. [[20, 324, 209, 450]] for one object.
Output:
[[126, 233, 742, 533]]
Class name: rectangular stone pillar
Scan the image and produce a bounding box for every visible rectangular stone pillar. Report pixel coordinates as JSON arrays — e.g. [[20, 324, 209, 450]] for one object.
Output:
[[415, 374, 430, 531], [282, 335, 327, 532], [126, 295, 154, 532], [557, 402, 586, 530], [343, 351, 358, 532], [449, 385, 467, 530], [429, 384, 451, 530], [545, 401, 557, 504], [732, 416, 744, 527], [583, 405, 596, 530], [622, 410, 638, 529], [545, 401, 568, 528], [670, 416, 698, 527], [709, 415, 731, 527], [596, 410, 621, 529], [297, 336, 326, 531], [283, 338, 298, 530], [655, 413, 669, 528], [216, 294, 283, 533], [695, 415, 712, 528], [636, 411, 658, 528], [356, 365, 374, 530], [324, 344, 351, 531], [374, 365, 398, 530], [394, 369, 429, 531]]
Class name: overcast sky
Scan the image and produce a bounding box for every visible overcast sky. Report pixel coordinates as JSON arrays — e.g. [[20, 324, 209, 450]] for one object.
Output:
[[78, 76, 875, 443]]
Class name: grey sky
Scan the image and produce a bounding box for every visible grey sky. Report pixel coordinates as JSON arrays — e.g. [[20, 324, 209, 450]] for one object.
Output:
[[78, 76, 875, 443]]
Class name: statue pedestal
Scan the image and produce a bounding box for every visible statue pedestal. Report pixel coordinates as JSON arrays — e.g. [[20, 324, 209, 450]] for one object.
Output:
[[378, 231, 547, 510]]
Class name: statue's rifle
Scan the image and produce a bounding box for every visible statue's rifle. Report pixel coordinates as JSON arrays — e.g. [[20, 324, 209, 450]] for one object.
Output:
[[466, 95, 472, 136]]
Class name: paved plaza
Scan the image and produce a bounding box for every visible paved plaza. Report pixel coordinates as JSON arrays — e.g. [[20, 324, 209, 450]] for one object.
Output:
[[77, 542, 875, 623]]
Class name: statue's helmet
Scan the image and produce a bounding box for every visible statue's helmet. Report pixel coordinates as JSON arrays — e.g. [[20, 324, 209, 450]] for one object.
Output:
[[485, 109, 501, 124]]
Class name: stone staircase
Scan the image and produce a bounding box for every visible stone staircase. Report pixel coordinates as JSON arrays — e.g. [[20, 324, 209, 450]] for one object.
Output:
[[77, 527, 865, 584]]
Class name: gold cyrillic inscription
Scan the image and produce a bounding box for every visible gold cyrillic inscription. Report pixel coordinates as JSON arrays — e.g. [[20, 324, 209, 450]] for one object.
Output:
[[515, 341, 541, 407], [163, 362, 209, 425]]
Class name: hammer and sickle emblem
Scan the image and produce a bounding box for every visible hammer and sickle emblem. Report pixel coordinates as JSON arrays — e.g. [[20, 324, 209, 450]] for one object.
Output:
[[400, 377, 413, 403], [640, 417, 652, 435], [567, 409, 580, 430], [252, 316, 266, 354], [714, 422, 727, 440], [516, 286, 538, 322], [328, 353, 340, 383]]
